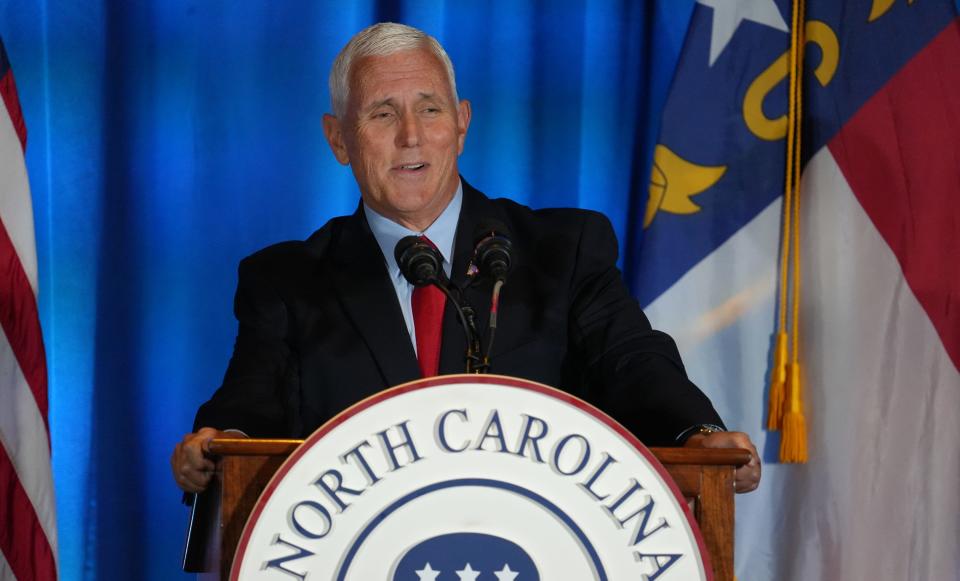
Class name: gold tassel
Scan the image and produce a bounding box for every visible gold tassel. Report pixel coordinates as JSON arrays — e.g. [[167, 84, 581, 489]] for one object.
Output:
[[767, 332, 788, 429], [779, 363, 808, 462], [780, 0, 808, 463], [770, 0, 811, 466], [768, 0, 802, 435]]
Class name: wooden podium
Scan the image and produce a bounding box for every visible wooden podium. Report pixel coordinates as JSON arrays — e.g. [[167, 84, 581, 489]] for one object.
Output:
[[183, 438, 749, 580]]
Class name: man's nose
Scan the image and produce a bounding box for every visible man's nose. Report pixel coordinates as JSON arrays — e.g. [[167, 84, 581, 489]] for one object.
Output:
[[396, 113, 421, 147]]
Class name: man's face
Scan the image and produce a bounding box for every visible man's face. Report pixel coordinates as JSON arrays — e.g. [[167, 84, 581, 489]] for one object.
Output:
[[323, 48, 471, 231]]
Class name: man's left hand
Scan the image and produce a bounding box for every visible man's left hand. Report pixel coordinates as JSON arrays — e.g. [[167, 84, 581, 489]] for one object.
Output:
[[684, 431, 761, 494]]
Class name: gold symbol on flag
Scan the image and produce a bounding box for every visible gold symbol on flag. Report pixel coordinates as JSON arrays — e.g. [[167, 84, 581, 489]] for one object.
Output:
[[869, 0, 917, 22], [644, 145, 726, 228]]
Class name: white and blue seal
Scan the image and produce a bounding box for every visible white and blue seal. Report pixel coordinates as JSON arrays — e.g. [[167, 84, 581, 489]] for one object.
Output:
[[232, 375, 712, 580]]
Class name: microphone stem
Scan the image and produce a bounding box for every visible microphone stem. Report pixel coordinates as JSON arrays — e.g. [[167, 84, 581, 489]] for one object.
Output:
[[431, 279, 482, 373], [482, 279, 504, 371], [462, 305, 483, 373]]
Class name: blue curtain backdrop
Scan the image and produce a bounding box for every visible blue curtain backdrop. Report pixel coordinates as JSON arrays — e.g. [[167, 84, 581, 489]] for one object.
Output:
[[0, 0, 700, 578]]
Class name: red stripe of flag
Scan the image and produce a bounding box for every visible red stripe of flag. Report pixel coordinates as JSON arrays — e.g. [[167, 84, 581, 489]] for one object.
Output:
[[0, 446, 56, 581], [0, 38, 27, 151], [0, 217, 49, 432], [0, 70, 26, 152], [828, 18, 960, 370]]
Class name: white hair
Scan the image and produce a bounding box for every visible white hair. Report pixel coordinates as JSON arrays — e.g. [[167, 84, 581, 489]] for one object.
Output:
[[329, 22, 459, 119]]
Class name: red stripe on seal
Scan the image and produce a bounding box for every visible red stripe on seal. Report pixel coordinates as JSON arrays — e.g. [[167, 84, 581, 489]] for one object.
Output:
[[0, 69, 27, 151], [0, 446, 57, 580], [0, 217, 49, 429], [827, 18, 960, 371]]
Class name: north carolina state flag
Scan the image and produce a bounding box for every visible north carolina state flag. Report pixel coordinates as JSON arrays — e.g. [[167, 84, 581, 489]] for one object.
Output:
[[637, 1, 960, 579]]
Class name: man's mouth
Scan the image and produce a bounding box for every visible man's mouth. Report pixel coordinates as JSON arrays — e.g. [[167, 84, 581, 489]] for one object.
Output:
[[395, 163, 427, 171]]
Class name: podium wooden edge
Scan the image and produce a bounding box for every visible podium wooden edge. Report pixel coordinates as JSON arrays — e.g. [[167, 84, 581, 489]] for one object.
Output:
[[206, 439, 752, 465], [185, 439, 749, 580]]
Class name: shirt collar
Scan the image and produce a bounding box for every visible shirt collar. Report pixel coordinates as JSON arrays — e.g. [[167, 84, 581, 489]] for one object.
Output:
[[364, 181, 463, 281]]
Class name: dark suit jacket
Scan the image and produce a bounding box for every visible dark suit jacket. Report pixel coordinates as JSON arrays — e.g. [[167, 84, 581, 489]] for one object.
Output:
[[195, 180, 723, 446]]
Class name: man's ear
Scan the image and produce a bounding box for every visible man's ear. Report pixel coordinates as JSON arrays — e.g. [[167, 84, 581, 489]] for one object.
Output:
[[322, 114, 351, 165], [456, 99, 472, 155]]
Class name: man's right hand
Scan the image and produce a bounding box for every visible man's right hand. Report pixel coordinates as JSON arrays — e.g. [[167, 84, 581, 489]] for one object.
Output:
[[171, 427, 243, 493]]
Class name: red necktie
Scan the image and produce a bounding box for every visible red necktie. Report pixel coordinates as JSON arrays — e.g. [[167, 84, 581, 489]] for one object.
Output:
[[411, 237, 446, 377]]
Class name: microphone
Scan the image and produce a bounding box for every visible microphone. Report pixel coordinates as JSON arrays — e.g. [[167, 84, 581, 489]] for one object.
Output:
[[395, 235, 482, 373], [471, 220, 513, 283], [394, 236, 445, 286], [470, 220, 514, 372]]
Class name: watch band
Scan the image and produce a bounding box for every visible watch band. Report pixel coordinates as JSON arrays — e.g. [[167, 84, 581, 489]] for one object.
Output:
[[675, 423, 726, 444]]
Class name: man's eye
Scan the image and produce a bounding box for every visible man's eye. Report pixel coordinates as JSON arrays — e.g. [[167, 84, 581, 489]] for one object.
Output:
[[373, 111, 394, 119], [422, 107, 440, 114]]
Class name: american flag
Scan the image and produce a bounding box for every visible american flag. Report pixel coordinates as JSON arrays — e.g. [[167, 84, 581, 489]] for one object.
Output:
[[0, 36, 58, 580]]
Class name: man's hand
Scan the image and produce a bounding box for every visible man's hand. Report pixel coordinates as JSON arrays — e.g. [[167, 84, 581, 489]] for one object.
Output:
[[684, 431, 761, 494], [170, 427, 245, 493]]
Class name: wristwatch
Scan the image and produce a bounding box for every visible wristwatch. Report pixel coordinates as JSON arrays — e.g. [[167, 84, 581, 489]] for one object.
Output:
[[676, 423, 726, 444]]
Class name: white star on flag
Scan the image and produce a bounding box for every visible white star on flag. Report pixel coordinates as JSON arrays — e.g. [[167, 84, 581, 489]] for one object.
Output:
[[696, 0, 789, 65], [494, 564, 519, 581], [456, 563, 481, 581], [416, 563, 440, 581]]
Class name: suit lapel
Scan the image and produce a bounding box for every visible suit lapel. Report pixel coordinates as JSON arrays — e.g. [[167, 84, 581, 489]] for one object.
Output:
[[327, 183, 519, 380], [329, 206, 421, 388], [439, 181, 508, 374]]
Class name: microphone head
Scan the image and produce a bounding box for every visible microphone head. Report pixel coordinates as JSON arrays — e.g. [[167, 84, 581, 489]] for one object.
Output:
[[395, 236, 444, 287], [472, 220, 513, 282]]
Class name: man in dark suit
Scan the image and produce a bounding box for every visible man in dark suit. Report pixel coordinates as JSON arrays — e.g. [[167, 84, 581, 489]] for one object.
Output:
[[171, 22, 760, 494]]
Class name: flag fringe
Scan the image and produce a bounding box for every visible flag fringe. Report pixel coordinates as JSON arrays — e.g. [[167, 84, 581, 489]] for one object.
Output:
[[767, 332, 788, 429], [780, 410, 808, 462], [779, 363, 808, 462]]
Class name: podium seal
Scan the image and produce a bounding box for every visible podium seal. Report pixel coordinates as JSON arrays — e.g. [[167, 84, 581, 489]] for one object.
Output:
[[231, 375, 712, 580]]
